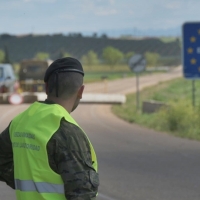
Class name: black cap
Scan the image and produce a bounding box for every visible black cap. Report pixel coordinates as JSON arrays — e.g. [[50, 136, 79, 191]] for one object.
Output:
[[44, 57, 84, 83]]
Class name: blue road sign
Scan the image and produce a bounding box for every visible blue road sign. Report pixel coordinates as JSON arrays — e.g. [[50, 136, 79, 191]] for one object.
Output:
[[183, 22, 200, 79]]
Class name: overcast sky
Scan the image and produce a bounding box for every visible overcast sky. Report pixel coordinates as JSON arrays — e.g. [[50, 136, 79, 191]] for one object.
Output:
[[0, 0, 199, 36]]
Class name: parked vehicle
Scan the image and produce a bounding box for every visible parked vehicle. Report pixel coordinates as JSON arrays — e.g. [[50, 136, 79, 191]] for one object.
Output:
[[0, 63, 16, 93], [18, 59, 52, 92]]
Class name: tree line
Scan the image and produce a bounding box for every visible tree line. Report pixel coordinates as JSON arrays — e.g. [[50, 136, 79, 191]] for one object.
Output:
[[0, 34, 181, 64], [0, 45, 180, 69]]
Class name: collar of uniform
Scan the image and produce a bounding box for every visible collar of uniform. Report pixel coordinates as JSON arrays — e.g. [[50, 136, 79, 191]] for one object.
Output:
[[38, 99, 56, 105]]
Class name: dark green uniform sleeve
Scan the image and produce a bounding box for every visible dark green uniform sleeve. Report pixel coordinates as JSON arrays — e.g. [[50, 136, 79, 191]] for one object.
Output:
[[0, 124, 15, 189], [47, 119, 99, 200]]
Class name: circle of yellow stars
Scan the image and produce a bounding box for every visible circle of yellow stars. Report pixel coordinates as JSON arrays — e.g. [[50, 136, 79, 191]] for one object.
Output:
[[187, 29, 200, 71]]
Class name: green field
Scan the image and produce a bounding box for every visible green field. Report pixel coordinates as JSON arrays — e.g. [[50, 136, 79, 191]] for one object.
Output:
[[112, 77, 200, 141], [84, 71, 135, 83], [83, 64, 134, 83], [83, 64, 168, 83]]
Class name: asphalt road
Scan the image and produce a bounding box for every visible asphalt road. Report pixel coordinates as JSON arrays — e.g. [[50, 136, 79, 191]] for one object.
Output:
[[1, 68, 200, 200]]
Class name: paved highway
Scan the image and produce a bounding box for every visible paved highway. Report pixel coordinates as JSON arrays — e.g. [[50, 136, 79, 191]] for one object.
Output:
[[1, 68, 200, 200]]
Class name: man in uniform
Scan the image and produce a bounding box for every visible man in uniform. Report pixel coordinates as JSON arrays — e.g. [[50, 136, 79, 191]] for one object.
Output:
[[0, 57, 99, 200]]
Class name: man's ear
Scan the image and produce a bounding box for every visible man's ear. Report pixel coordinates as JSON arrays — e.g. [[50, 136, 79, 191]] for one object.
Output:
[[77, 85, 85, 99]]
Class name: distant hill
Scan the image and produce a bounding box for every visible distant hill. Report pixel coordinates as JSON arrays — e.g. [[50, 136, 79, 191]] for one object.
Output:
[[97, 27, 181, 38], [0, 33, 181, 63]]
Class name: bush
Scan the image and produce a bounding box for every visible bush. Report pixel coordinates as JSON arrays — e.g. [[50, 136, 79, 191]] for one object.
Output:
[[158, 56, 181, 66], [102, 46, 124, 68], [34, 52, 50, 60], [81, 50, 99, 67], [153, 100, 200, 140], [112, 78, 200, 141]]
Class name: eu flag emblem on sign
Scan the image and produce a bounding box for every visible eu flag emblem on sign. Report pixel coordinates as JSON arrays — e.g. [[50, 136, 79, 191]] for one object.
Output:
[[183, 22, 200, 79]]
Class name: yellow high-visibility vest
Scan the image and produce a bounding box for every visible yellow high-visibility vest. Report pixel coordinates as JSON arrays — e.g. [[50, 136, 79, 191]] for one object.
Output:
[[9, 102, 98, 200]]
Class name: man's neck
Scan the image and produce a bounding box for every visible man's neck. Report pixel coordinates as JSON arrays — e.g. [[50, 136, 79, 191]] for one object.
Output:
[[46, 96, 73, 113]]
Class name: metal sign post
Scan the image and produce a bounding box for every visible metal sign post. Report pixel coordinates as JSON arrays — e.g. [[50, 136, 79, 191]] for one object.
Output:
[[182, 22, 200, 107], [136, 72, 140, 110], [128, 54, 146, 110], [192, 80, 195, 107]]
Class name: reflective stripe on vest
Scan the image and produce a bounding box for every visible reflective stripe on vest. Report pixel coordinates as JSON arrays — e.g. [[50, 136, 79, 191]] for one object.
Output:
[[15, 179, 64, 194]]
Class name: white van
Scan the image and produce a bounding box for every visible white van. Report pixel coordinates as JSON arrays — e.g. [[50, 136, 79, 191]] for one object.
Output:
[[0, 64, 16, 93]]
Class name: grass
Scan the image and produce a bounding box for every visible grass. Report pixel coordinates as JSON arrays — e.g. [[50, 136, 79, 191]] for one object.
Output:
[[84, 71, 134, 83], [112, 77, 200, 141], [83, 64, 134, 83], [83, 64, 169, 83]]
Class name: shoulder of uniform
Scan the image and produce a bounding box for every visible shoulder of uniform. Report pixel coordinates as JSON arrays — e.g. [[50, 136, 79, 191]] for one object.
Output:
[[48, 119, 90, 157], [50, 118, 89, 148]]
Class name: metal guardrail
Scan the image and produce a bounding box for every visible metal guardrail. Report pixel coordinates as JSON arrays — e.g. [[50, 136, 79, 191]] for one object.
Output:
[[0, 92, 126, 105]]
